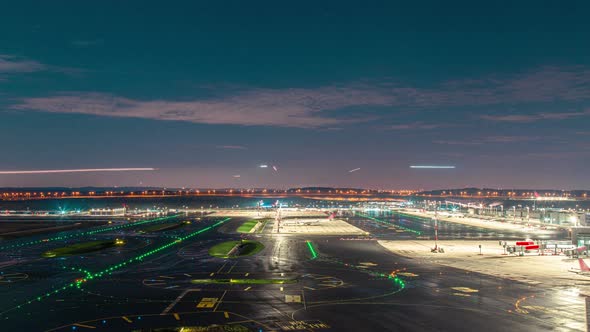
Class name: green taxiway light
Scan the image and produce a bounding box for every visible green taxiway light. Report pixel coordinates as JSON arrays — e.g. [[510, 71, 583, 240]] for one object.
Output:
[[0, 218, 231, 316], [306, 240, 318, 260], [0, 215, 179, 251]]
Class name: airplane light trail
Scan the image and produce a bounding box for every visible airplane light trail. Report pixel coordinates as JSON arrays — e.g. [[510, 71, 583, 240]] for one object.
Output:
[[272, 166, 278, 172], [348, 168, 361, 173], [410, 165, 456, 169], [0, 168, 156, 175], [259, 164, 268, 168]]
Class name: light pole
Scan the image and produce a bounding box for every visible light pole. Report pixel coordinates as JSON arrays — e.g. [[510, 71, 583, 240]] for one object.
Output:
[[513, 206, 516, 222], [434, 207, 439, 251]]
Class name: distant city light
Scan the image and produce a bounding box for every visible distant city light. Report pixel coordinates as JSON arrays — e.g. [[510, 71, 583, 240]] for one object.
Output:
[[0, 168, 156, 175], [348, 168, 361, 173], [410, 165, 456, 169]]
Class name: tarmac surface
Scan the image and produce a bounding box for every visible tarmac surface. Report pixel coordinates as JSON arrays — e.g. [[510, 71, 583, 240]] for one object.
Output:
[[0, 210, 585, 331]]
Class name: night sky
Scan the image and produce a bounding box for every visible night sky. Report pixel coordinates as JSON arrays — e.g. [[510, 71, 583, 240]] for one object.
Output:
[[1, 1, 589, 189]]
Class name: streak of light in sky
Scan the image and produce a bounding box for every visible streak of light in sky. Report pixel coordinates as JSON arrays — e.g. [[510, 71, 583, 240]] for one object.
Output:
[[272, 166, 278, 172], [0, 168, 156, 175], [259, 164, 268, 168], [410, 165, 456, 169], [348, 168, 361, 173]]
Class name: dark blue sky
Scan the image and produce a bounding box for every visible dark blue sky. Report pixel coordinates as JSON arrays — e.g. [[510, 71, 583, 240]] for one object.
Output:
[[1, 1, 589, 189]]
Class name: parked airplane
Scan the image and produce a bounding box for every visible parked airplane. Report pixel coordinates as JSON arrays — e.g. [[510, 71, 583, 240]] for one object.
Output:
[[569, 258, 590, 275]]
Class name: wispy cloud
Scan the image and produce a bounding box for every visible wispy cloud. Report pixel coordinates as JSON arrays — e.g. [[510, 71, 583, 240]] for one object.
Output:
[[71, 39, 103, 48], [0, 55, 45, 73], [428, 66, 590, 106], [388, 122, 447, 130], [434, 136, 543, 145], [522, 151, 590, 160], [436, 152, 465, 157], [14, 88, 395, 128], [482, 136, 543, 143], [216, 145, 248, 150], [481, 110, 590, 123], [433, 140, 483, 146], [11, 65, 590, 128], [0, 54, 83, 79], [350, 66, 590, 109]]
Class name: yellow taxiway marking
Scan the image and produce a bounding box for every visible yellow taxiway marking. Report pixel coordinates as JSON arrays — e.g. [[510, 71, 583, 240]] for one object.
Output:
[[519, 305, 578, 320], [245, 273, 249, 277], [122, 316, 132, 323], [276, 320, 330, 330], [214, 291, 227, 312], [216, 262, 228, 273], [319, 282, 339, 288], [397, 272, 419, 277], [303, 286, 316, 291], [451, 287, 479, 293], [73, 323, 96, 329], [224, 311, 229, 319], [227, 262, 237, 273], [210, 272, 215, 277], [197, 297, 218, 308], [244, 286, 252, 291], [173, 313, 180, 321], [285, 295, 302, 303], [359, 262, 378, 267]]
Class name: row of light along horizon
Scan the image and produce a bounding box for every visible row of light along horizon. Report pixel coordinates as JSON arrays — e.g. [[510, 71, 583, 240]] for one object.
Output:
[[0, 189, 588, 199]]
